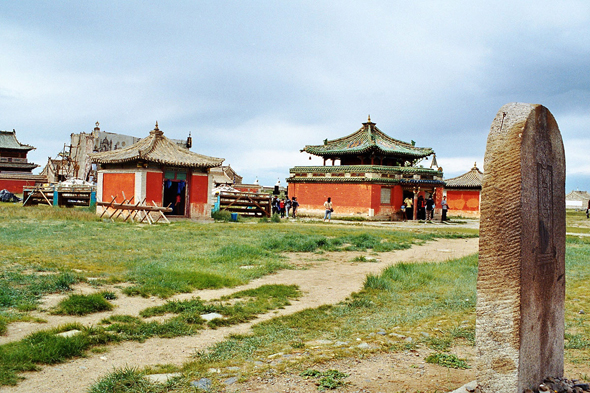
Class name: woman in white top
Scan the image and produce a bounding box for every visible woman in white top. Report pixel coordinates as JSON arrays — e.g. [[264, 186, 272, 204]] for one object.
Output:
[[323, 197, 333, 222]]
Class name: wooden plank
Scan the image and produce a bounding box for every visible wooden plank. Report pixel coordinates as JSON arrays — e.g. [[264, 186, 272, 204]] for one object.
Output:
[[99, 196, 117, 218]]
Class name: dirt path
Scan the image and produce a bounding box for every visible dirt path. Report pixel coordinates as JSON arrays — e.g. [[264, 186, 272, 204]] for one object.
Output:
[[2, 238, 479, 393]]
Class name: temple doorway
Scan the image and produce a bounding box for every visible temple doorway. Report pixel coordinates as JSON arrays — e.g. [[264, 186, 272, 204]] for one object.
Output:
[[163, 170, 187, 216]]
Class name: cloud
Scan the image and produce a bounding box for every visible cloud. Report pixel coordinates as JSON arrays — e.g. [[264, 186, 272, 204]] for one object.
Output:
[[0, 1, 589, 191]]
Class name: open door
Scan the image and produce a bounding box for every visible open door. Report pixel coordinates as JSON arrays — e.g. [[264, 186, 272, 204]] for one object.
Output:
[[163, 171, 187, 216]]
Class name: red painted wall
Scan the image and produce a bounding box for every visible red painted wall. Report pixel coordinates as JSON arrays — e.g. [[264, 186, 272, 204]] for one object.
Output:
[[289, 182, 373, 214], [145, 171, 163, 205], [371, 185, 381, 214], [0, 179, 37, 194], [289, 183, 409, 217], [447, 190, 480, 212], [188, 173, 209, 217], [392, 186, 404, 210], [103, 173, 135, 203]]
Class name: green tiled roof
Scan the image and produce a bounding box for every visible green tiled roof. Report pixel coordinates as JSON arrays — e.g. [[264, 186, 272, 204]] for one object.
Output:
[[287, 176, 445, 186], [289, 165, 441, 176], [0, 130, 35, 151], [301, 118, 434, 158]]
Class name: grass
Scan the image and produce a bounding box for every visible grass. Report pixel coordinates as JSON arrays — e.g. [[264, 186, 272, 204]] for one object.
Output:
[[0, 269, 79, 310], [51, 292, 114, 316], [3, 203, 589, 392], [152, 236, 587, 391], [0, 284, 300, 385], [179, 254, 479, 385], [425, 352, 470, 369], [300, 369, 349, 390], [0, 203, 475, 303], [139, 284, 300, 328], [88, 367, 186, 393]]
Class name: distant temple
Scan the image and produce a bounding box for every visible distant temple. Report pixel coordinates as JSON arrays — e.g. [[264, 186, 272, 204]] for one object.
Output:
[[287, 117, 444, 219], [0, 129, 45, 193], [444, 163, 483, 217]]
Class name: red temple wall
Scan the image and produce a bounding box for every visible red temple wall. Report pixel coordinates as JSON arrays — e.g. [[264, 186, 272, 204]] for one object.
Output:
[[0, 179, 38, 194], [289, 182, 408, 217], [446, 189, 480, 213], [189, 173, 210, 217], [289, 183, 372, 214], [145, 171, 163, 205], [102, 173, 135, 203]]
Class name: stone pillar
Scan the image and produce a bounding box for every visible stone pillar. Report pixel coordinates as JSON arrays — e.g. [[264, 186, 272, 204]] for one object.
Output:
[[476, 103, 565, 392]]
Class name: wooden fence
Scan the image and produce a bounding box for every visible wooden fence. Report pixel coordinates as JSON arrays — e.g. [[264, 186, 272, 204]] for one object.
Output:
[[216, 191, 271, 217], [23, 185, 96, 207]]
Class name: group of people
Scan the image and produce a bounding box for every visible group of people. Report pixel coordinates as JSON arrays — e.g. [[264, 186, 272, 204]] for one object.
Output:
[[271, 196, 299, 218], [401, 194, 449, 222]]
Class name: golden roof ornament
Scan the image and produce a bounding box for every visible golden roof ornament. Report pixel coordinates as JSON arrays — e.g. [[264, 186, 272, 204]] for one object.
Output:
[[151, 121, 163, 136]]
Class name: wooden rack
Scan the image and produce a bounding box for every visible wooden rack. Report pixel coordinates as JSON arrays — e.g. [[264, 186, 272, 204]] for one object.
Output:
[[23, 185, 96, 207], [97, 196, 172, 224], [216, 191, 272, 217]]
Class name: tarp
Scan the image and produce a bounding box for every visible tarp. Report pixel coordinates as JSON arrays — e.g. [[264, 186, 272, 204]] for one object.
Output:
[[0, 189, 22, 202]]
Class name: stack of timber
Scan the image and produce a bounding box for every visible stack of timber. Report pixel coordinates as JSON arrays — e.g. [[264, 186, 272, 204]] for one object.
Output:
[[23, 185, 96, 207], [218, 191, 271, 217], [97, 196, 172, 224]]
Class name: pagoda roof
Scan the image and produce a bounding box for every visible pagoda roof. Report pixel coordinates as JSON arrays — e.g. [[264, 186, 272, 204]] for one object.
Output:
[[0, 130, 35, 151], [90, 123, 224, 168], [445, 163, 483, 189], [301, 117, 434, 158]]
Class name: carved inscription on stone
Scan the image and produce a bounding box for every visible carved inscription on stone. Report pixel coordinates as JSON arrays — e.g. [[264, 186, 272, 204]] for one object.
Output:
[[537, 163, 554, 268]]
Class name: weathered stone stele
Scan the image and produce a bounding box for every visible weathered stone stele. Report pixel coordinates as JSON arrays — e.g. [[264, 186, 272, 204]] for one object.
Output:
[[476, 103, 565, 393]]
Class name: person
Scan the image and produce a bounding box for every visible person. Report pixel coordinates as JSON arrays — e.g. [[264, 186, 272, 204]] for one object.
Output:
[[292, 197, 299, 218], [426, 194, 435, 221], [271, 196, 278, 215], [404, 196, 413, 220], [417, 195, 425, 220], [586, 199, 590, 218], [285, 197, 292, 218], [323, 197, 333, 222], [400, 202, 407, 222], [279, 199, 285, 218], [441, 196, 449, 222]]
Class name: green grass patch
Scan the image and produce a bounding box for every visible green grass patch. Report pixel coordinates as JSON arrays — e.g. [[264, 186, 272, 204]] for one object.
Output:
[[300, 369, 349, 390], [425, 352, 470, 369], [0, 269, 79, 314], [51, 292, 114, 316], [140, 284, 301, 328], [88, 366, 185, 393]]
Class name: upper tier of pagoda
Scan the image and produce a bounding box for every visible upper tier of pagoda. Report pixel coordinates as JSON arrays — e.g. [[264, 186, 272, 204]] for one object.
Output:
[[301, 116, 434, 166]]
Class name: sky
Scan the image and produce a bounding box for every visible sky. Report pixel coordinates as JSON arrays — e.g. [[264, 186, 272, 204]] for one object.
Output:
[[1, 1, 589, 191]]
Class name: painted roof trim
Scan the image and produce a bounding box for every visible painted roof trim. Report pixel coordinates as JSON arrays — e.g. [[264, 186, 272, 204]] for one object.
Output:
[[90, 124, 224, 168], [301, 119, 434, 158]]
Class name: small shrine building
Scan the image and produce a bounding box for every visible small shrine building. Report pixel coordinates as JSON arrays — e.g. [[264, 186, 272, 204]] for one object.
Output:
[[287, 117, 444, 219], [443, 163, 483, 217], [0, 129, 44, 193], [90, 123, 224, 218]]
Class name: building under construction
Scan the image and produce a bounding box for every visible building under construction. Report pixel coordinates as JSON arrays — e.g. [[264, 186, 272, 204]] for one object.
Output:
[[41, 122, 192, 184]]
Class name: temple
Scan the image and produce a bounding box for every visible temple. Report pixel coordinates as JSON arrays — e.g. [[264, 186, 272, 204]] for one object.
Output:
[[443, 163, 483, 217], [90, 122, 224, 219], [0, 129, 44, 193], [287, 117, 444, 219]]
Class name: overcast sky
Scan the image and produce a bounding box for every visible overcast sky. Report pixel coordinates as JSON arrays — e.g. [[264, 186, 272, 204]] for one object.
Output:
[[1, 1, 589, 191]]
